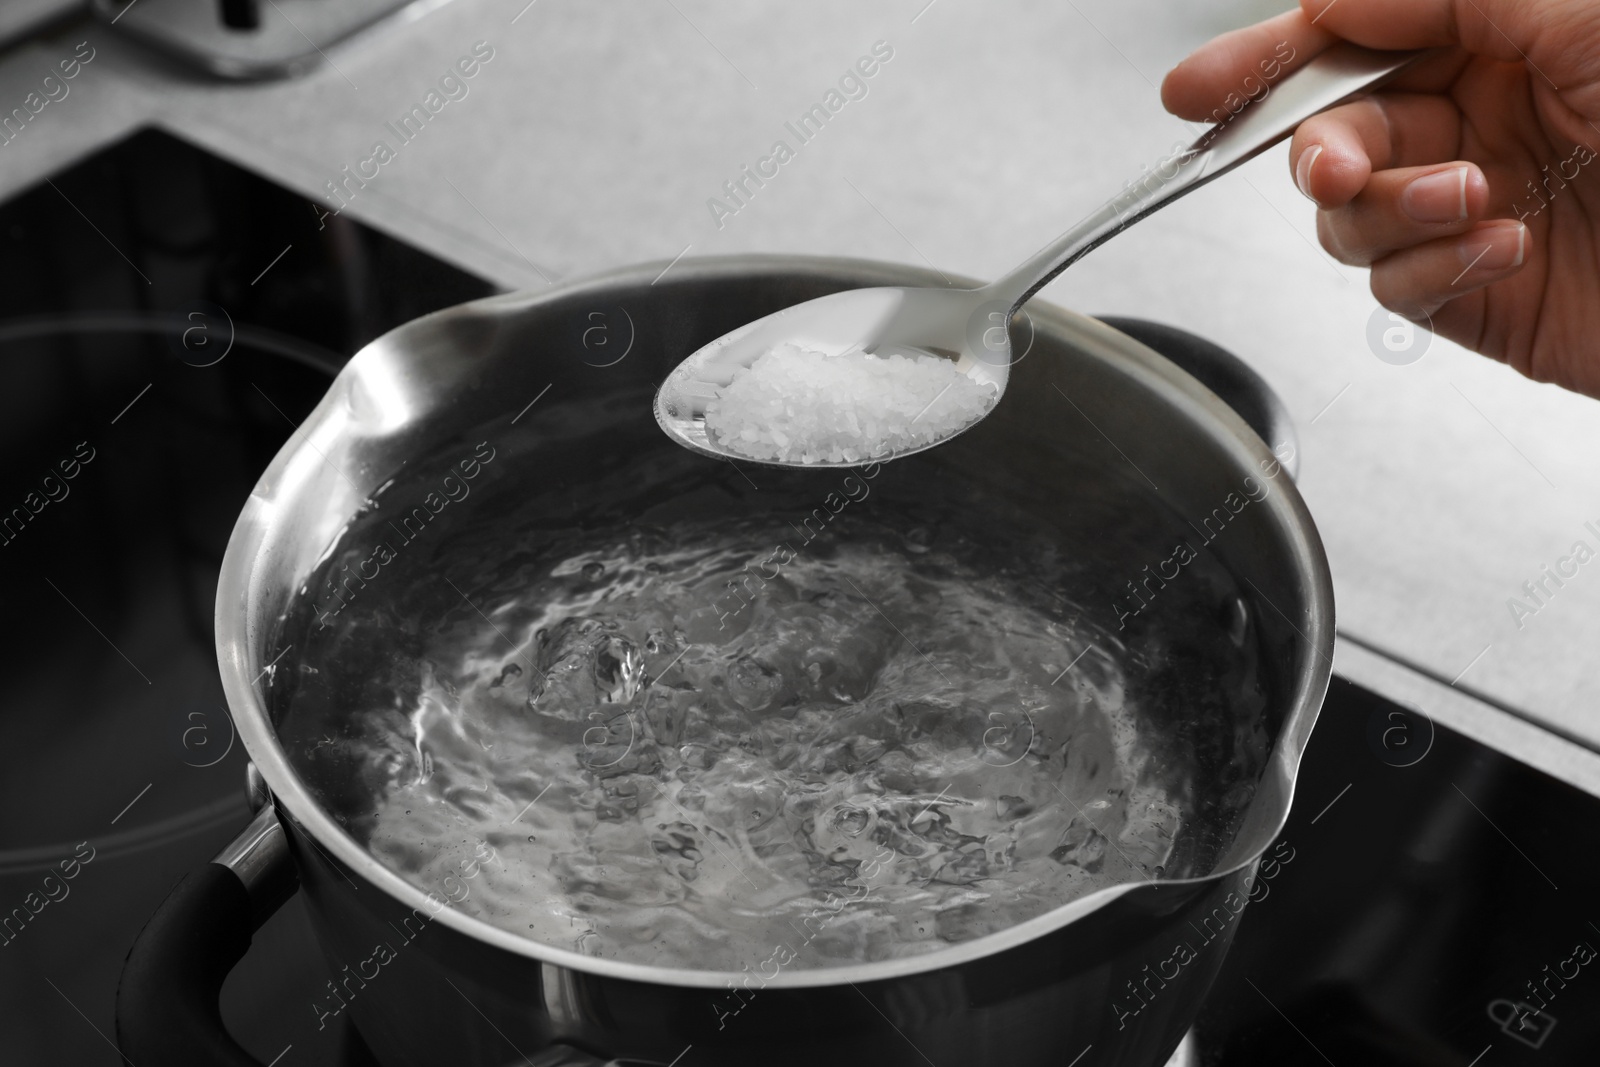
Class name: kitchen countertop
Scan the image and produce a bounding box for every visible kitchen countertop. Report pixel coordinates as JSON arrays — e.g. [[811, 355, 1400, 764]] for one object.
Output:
[[6, 0, 1598, 753]]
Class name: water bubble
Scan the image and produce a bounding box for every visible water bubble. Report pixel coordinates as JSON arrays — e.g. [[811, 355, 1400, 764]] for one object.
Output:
[[832, 806, 870, 837], [581, 561, 607, 581], [996, 795, 1031, 820], [490, 663, 524, 688], [679, 744, 716, 771], [594, 634, 645, 704], [525, 670, 549, 708], [1049, 817, 1107, 873], [727, 656, 782, 711]]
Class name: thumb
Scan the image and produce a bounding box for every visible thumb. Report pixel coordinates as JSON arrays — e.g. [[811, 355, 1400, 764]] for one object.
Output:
[[1304, 0, 1597, 84]]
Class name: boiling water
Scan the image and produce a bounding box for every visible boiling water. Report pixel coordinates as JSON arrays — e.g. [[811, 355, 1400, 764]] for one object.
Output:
[[274, 440, 1270, 971]]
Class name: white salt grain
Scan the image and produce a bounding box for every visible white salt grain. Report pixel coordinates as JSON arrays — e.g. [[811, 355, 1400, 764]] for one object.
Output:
[[704, 343, 995, 464]]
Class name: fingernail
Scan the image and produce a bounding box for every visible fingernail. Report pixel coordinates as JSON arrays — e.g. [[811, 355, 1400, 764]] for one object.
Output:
[[1402, 166, 1470, 223], [1294, 144, 1323, 203], [1457, 222, 1526, 274]]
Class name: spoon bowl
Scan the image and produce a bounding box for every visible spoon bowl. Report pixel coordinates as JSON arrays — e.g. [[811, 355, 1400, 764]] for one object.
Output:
[[653, 284, 1013, 467], [656, 42, 1428, 469]]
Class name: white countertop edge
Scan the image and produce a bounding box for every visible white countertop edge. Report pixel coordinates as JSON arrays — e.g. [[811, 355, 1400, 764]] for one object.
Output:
[[1335, 634, 1600, 799]]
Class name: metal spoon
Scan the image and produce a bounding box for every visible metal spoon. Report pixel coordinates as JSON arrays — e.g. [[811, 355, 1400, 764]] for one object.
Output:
[[655, 43, 1425, 469]]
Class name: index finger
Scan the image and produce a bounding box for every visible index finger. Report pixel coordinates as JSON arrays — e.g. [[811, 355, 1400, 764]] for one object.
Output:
[[1161, 9, 1339, 122]]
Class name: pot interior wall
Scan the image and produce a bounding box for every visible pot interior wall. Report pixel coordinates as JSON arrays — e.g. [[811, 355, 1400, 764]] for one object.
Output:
[[244, 259, 1318, 909]]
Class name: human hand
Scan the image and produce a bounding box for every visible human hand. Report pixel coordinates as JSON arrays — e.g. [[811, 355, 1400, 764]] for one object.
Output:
[[1161, 0, 1600, 399]]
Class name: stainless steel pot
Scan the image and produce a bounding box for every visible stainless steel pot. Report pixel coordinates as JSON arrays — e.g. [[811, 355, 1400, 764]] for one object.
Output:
[[117, 255, 1333, 1067]]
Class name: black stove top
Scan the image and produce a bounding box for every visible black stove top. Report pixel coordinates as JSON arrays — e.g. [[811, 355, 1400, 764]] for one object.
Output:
[[0, 127, 492, 1067], [2, 129, 1596, 1067]]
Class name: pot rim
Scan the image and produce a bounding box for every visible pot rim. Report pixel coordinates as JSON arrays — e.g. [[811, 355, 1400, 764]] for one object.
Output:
[[216, 253, 1334, 990]]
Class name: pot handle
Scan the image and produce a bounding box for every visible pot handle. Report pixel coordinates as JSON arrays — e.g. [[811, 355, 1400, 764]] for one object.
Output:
[[116, 804, 297, 1066], [1095, 316, 1300, 480], [116, 804, 635, 1067]]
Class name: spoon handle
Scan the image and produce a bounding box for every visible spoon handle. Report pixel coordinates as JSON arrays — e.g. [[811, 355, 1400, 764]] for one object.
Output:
[[985, 43, 1429, 311]]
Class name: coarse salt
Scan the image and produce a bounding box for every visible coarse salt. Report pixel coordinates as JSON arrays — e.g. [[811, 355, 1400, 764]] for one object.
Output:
[[704, 343, 995, 464]]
